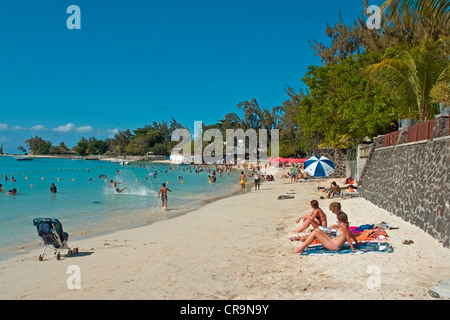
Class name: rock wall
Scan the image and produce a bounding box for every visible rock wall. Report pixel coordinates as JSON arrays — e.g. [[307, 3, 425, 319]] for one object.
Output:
[[359, 137, 450, 247]]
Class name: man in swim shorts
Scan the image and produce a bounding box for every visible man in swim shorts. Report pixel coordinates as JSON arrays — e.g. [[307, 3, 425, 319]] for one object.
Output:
[[158, 183, 172, 208], [253, 166, 262, 191], [115, 186, 128, 193]]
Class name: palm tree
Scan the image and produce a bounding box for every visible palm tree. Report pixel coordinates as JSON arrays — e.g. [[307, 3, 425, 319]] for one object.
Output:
[[319, 134, 356, 150], [365, 38, 449, 120], [380, 0, 450, 37]]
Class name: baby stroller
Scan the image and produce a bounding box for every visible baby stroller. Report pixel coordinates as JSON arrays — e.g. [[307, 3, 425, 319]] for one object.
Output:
[[33, 218, 75, 261]]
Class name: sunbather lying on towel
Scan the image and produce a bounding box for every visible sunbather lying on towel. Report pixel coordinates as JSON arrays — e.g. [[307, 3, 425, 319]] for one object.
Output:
[[294, 200, 327, 233], [291, 202, 358, 244], [293, 212, 359, 254]]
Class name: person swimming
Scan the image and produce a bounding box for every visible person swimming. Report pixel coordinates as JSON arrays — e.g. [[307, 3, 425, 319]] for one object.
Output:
[[6, 188, 17, 195], [115, 187, 128, 193]]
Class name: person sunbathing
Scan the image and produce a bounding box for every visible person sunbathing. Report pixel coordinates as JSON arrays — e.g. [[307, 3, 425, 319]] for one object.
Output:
[[291, 201, 345, 241], [326, 181, 341, 199], [325, 202, 359, 244], [294, 200, 327, 233], [292, 212, 358, 254]]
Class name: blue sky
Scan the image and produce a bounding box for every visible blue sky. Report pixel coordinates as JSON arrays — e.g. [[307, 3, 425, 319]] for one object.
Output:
[[0, 0, 383, 153]]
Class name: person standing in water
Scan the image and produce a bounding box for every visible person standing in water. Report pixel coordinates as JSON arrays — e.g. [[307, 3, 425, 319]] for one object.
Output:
[[50, 183, 58, 193], [158, 183, 172, 209]]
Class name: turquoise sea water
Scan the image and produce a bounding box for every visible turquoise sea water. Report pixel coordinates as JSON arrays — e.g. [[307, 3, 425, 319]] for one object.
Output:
[[0, 156, 239, 258]]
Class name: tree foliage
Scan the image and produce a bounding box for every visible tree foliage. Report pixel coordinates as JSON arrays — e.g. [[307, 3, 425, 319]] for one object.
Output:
[[276, 88, 310, 156], [299, 51, 399, 148], [25, 136, 52, 155], [365, 38, 449, 120], [311, 0, 449, 65], [380, 0, 450, 37]]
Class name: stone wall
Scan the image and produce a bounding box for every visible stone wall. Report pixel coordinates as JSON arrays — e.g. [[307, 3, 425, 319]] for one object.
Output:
[[359, 136, 450, 247]]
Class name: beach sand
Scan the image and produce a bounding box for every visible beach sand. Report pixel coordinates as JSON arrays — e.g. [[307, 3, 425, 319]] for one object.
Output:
[[1, 168, 449, 300]]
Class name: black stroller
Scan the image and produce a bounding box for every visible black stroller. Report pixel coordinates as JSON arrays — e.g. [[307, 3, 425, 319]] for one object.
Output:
[[33, 218, 75, 261]]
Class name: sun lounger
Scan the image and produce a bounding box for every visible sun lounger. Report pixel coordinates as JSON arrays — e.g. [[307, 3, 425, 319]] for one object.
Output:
[[341, 189, 359, 199]]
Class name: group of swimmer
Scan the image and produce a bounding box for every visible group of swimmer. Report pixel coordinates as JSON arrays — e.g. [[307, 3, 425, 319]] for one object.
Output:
[[291, 200, 360, 254], [1, 163, 238, 211], [0, 183, 17, 195]]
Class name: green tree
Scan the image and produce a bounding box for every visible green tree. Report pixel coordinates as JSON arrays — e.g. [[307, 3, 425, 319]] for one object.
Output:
[[237, 99, 279, 131], [276, 87, 323, 156], [380, 0, 450, 38], [217, 113, 245, 132], [73, 137, 89, 156], [126, 134, 151, 155], [17, 146, 26, 154], [311, 0, 449, 65], [365, 38, 450, 120], [49, 146, 61, 154], [87, 138, 109, 155], [25, 136, 52, 155], [150, 143, 169, 156], [128, 121, 181, 156], [111, 129, 133, 154], [430, 81, 450, 105], [299, 51, 399, 148]]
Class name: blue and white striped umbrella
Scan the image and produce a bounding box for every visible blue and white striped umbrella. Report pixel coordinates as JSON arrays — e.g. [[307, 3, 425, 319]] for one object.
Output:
[[304, 156, 335, 177]]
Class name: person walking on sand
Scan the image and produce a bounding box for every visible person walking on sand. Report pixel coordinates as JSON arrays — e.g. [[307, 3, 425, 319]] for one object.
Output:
[[253, 166, 262, 191], [239, 171, 247, 194], [158, 183, 172, 209]]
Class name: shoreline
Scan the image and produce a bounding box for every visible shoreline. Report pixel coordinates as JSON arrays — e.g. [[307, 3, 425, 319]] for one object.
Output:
[[0, 168, 246, 262], [1, 168, 450, 299]]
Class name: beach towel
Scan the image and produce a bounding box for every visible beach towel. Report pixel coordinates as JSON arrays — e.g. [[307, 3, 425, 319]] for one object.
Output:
[[299, 242, 394, 256], [355, 228, 389, 242], [290, 226, 390, 243]]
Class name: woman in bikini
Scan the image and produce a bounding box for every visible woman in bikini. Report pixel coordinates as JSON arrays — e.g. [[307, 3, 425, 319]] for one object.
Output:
[[239, 171, 246, 194], [294, 200, 327, 233], [292, 212, 357, 254]]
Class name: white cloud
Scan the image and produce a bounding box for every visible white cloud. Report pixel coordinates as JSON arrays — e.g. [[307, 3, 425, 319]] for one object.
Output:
[[31, 125, 46, 131], [76, 126, 93, 133], [13, 125, 24, 130], [106, 128, 119, 138], [0, 123, 9, 130], [52, 123, 76, 132], [107, 128, 119, 134], [52, 123, 94, 133]]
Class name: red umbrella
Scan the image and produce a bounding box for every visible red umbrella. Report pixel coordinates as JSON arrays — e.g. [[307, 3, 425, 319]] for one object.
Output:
[[283, 158, 307, 163], [269, 157, 306, 163]]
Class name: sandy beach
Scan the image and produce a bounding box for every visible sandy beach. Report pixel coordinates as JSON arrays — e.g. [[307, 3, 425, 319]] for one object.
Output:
[[1, 168, 449, 301]]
